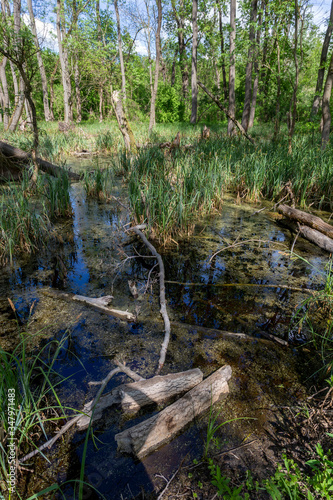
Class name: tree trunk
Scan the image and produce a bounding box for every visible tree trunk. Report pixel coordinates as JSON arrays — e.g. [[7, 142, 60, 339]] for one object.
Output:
[[190, 0, 198, 124], [26, 0, 52, 121], [77, 368, 204, 430], [56, 0, 73, 123], [241, 0, 257, 132], [110, 89, 137, 153], [227, 0, 236, 136], [114, 0, 127, 105], [74, 58, 82, 122], [171, 0, 189, 100], [218, 2, 228, 102], [0, 57, 10, 129], [273, 37, 281, 140], [248, 1, 262, 130], [115, 365, 232, 459], [0, 141, 81, 179], [288, 0, 299, 154], [321, 49, 333, 149], [49, 59, 59, 121], [171, 47, 178, 86], [149, 0, 162, 132], [311, 0, 333, 119]]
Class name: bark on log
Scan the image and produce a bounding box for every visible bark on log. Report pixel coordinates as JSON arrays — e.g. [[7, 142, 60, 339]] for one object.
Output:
[[0, 140, 81, 180], [77, 368, 203, 430], [277, 204, 333, 239], [41, 288, 136, 321], [279, 219, 333, 254], [115, 365, 232, 458]]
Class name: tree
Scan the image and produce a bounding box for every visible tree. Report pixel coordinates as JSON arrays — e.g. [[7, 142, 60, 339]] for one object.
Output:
[[190, 0, 198, 124], [241, 0, 258, 132], [26, 0, 52, 121], [321, 48, 333, 149], [311, 0, 333, 119], [149, 0, 162, 131], [56, 0, 73, 123], [228, 0, 236, 136]]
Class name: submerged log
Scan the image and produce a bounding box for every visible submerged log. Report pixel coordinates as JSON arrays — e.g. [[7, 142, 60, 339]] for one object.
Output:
[[42, 288, 136, 321], [277, 204, 333, 239], [77, 368, 203, 430], [115, 364, 232, 458], [0, 140, 81, 180]]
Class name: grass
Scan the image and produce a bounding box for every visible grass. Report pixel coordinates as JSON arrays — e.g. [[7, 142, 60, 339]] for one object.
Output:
[[0, 178, 49, 266], [0, 317, 70, 497], [83, 159, 115, 200], [0, 169, 73, 266], [290, 255, 333, 379]]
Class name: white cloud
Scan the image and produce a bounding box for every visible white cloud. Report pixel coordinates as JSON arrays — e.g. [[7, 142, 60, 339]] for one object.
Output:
[[22, 13, 58, 52]]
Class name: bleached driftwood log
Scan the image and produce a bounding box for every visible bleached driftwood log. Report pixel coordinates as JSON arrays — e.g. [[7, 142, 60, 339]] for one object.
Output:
[[115, 365, 232, 459], [277, 204, 333, 239], [42, 288, 136, 321], [278, 219, 333, 253], [77, 368, 203, 430]]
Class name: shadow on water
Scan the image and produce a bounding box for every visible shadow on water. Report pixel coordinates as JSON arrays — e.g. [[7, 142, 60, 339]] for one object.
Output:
[[0, 160, 329, 498]]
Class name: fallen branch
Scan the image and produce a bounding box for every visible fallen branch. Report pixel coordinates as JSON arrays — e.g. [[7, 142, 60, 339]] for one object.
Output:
[[128, 224, 171, 374], [197, 82, 255, 145], [20, 361, 142, 463], [41, 289, 136, 321], [115, 365, 232, 459], [78, 368, 203, 430], [0, 140, 81, 180]]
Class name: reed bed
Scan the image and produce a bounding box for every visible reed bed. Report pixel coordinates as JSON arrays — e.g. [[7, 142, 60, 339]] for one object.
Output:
[[124, 129, 333, 244], [0, 171, 72, 266]]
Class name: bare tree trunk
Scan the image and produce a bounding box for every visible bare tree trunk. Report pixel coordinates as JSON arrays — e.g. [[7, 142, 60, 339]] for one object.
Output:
[[111, 89, 136, 152], [273, 37, 281, 140], [241, 0, 257, 132], [218, 2, 228, 102], [311, 0, 333, 119], [0, 57, 10, 129], [114, 0, 127, 105], [49, 59, 59, 121], [248, 1, 262, 130], [321, 49, 333, 149], [190, 0, 198, 124], [99, 87, 103, 122], [27, 0, 52, 121], [288, 0, 299, 154], [74, 58, 81, 122], [171, 47, 178, 86], [149, 0, 162, 132], [171, 0, 189, 100], [228, 0, 236, 136], [56, 0, 73, 123]]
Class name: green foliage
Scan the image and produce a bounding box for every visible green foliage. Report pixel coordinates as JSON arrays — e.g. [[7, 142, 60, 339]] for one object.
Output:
[[208, 459, 247, 499], [156, 83, 181, 123], [95, 130, 114, 151], [83, 164, 114, 200]]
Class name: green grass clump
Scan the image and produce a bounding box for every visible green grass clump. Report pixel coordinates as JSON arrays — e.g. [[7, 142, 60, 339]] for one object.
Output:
[[0, 324, 70, 497], [0, 181, 49, 266], [44, 172, 73, 219]]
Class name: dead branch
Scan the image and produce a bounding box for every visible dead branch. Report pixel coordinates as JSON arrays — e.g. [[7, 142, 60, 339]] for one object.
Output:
[[128, 224, 171, 374], [197, 82, 255, 145]]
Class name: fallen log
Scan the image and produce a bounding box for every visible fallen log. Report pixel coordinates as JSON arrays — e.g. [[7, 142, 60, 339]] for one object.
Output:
[[0, 140, 81, 180], [277, 204, 333, 239], [115, 364, 232, 459], [77, 368, 203, 430], [278, 218, 333, 254], [41, 288, 136, 321]]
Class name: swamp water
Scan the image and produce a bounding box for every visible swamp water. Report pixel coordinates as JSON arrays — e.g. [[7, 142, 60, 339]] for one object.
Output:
[[0, 158, 329, 499]]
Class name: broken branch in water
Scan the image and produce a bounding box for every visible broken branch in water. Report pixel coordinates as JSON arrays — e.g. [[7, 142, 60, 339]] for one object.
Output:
[[127, 224, 171, 374], [20, 360, 143, 463]]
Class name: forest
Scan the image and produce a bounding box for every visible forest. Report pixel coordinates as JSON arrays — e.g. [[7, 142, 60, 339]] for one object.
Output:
[[1, 1, 333, 500]]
